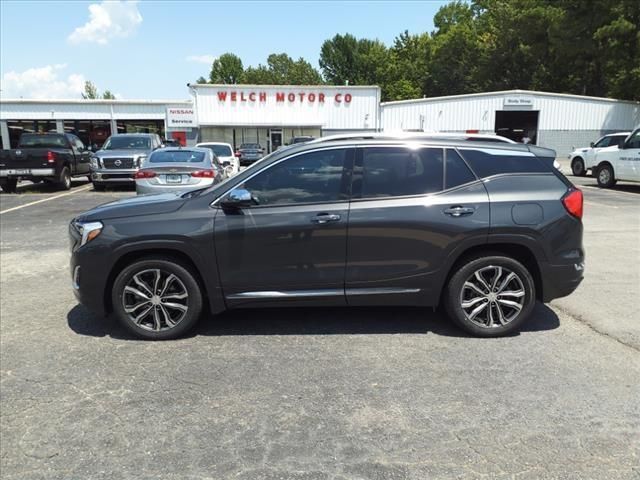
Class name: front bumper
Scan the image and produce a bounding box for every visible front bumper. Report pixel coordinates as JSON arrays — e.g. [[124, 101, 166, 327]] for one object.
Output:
[[91, 169, 137, 183], [70, 244, 110, 316]]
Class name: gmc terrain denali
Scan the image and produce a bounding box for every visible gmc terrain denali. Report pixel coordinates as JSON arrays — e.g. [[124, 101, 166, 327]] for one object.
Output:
[[70, 136, 584, 340]]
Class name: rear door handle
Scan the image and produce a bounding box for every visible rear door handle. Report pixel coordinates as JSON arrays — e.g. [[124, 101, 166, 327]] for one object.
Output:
[[444, 206, 475, 217], [312, 213, 341, 224]]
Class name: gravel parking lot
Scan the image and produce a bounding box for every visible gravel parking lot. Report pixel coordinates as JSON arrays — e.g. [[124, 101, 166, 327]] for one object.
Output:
[[1, 177, 639, 479]]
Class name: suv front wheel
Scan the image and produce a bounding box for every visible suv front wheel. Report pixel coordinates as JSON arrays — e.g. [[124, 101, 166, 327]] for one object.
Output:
[[445, 255, 536, 337], [112, 257, 203, 340]]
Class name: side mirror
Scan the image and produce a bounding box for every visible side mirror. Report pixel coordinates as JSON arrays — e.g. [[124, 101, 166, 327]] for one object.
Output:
[[221, 188, 254, 209], [589, 142, 594, 148], [86, 145, 93, 152]]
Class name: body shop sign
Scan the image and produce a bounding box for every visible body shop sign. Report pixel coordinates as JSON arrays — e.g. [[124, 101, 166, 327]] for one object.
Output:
[[216, 90, 353, 104], [166, 107, 196, 128]]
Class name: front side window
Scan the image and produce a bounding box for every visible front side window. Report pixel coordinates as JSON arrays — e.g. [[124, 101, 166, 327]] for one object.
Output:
[[241, 149, 348, 206], [357, 147, 444, 199], [625, 130, 640, 149], [594, 137, 610, 148]]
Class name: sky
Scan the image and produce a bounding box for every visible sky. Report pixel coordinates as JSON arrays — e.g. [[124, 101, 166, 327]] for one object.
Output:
[[0, 0, 446, 100]]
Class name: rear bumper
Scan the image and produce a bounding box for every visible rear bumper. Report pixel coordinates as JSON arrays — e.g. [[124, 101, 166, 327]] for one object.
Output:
[[540, 260, 585, 302], [0, 168, 56, 177], [136, 178, 214, 195]]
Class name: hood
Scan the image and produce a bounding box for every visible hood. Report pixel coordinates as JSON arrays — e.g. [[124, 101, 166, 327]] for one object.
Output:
[[76, 192, 186, 221], [96, 149, 150, 158]]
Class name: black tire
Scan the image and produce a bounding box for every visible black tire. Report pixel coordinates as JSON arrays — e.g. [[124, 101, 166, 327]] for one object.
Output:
[[58, 167, 72, 191], [444, 255, 536, 337], [596, 164, 617, 188], [93, 182, 106, 192], [111, 257, 203, 340], [0, 178, 18, 193], [571, 157, 586, 176]]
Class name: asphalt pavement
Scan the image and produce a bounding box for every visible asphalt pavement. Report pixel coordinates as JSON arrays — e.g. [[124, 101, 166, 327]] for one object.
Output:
[[1, 178, 639, 479]]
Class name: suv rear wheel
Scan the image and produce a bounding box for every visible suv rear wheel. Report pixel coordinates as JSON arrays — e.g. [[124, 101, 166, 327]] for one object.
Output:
[[112, 257, 203, 340], [596, 164, 617, 188], [58, 167, 72, 190], [445, 255, 536, 337]]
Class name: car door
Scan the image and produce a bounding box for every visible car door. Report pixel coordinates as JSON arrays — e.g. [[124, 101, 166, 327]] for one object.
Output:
[[586, 136, 610, 166], [618, 129, 640, 180], [70, 135, 91, 174], [214, 147, 354, 306], [345, 146, 490, 306]]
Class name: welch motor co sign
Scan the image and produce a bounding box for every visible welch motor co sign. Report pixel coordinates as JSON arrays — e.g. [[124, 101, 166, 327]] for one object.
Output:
[[166, 107, 197, 128], [215, 90, 353, 104]]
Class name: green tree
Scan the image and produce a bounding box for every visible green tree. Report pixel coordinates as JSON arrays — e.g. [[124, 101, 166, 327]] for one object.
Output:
[[319, 33, 359, 85], [102, 90, 116, 99], [209, 53, 244, 84], [81, 81, 99, 99], [195, 76, 208, 84], [243, 53, 323, 85]]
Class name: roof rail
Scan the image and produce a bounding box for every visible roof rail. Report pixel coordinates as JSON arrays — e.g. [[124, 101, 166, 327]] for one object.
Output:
[[309, 132, 516, 144]]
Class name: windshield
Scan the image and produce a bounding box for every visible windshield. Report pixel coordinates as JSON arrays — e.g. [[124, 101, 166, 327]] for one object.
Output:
[[103, 136, 151, 150], [18, 134, 68, 148], [201, 144, 233, 157], [150, 150, 207, 163]]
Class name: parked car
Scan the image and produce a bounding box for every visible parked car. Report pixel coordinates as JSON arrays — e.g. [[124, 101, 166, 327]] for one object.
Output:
[[236, 143, 264, 165], [90, 133, 163, 191], [70, 136, 584, 340], [135, 147, 225, 195], [589, 127, 640, 188], [288, 136, 315, 145], [196, 142, 240, 175], [0, 133, 91, 192], [569, 132, 631, 176], [163, 139, 182, 147]]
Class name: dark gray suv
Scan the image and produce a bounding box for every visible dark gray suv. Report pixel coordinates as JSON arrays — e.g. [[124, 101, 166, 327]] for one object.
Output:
[[70, 136, 584, 340]]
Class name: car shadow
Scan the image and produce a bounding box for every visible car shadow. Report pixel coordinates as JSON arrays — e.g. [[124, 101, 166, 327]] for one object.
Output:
[[0, 179, 90, 194], [576, 179, 640, 194], [67, 302, 560, 341]]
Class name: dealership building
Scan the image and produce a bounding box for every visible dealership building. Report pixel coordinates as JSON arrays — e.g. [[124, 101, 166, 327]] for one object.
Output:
[[1, 87, 637, 156]]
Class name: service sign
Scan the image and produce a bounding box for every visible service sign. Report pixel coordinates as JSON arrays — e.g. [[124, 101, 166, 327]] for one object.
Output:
[[166, 107, 197, 128]]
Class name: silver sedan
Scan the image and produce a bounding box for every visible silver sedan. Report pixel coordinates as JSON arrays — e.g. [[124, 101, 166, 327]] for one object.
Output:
[[135, 147, 224, 195]]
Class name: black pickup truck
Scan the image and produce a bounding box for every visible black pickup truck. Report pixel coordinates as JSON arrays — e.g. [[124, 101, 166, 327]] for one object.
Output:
[[0, 133, 92, 192]]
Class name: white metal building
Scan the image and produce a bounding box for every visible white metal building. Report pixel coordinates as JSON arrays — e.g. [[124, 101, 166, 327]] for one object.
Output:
[[190, 84, 380, 152], [381, 89, 640, 156], [0, 99, 194, 150]]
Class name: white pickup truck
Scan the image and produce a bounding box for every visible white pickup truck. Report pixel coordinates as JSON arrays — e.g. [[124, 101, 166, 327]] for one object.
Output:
[[589, 127, 640, 188]]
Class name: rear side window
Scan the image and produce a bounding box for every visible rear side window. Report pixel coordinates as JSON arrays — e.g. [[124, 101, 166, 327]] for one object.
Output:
[[358, 147, 443, 198], [446, 149, 476, 189], [458, 148, 547, 178]]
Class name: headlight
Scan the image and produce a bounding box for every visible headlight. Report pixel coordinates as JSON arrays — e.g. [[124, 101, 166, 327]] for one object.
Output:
[[90, 156, 99, 169], [75, 221, 103, 246], [137, 155, 147, 167]]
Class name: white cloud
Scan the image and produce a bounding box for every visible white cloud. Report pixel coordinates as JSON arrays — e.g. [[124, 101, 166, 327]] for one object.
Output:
[[186, 54, 216, 65], [1, 64, 87, 99], [68, 0, 142, 45]]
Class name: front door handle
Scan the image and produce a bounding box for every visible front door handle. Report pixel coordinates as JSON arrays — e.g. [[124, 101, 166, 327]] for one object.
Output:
[[312, 213, 341, 224], [444, 206, 475, 217]]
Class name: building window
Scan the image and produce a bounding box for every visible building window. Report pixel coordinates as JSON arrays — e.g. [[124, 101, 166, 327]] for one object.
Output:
[[116, 120, 164, 138], [64, 120, 112, 149]]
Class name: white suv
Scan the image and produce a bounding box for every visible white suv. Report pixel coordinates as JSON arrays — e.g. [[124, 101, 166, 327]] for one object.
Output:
[[569, 132, 630, 176], [196, 142, 240, 175], [590, 128, 640, 188]]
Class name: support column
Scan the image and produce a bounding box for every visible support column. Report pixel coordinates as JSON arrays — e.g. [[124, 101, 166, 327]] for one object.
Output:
[[0, 121, 10, 149], [56, 120, 64, 134], [110, 119, 118, 137]]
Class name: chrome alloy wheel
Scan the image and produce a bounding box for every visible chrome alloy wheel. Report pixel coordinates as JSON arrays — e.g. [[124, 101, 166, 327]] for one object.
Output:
[[459, 266, 526, 328], [122, 269, 189, 332], [598, 168, 611, 184]]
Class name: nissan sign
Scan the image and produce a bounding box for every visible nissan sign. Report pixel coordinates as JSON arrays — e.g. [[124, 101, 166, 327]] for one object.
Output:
[[166, 107, 197, 128]]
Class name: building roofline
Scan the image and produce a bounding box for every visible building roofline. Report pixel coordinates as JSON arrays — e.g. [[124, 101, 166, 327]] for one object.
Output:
[[380, 89, 640, 106], [0, 99, 192, 105], [190, 83, 380, 91]]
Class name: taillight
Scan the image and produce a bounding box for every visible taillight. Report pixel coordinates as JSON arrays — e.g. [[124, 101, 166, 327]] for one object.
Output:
[[47, 151, 56, 163], [191, 169, 215, 178], [134, 170, 156, 179], [235, 151, 241, 157], [562, 188, 583, 219]]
